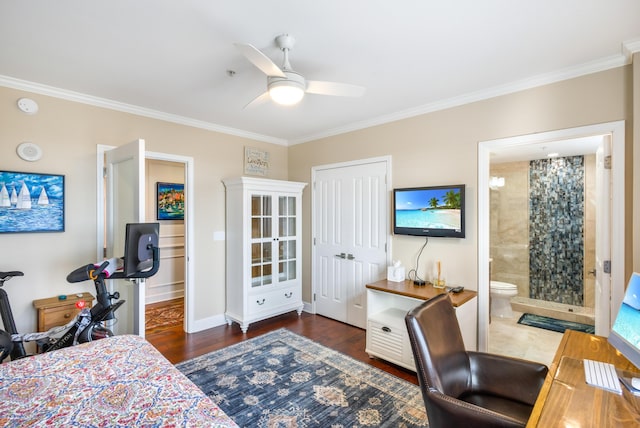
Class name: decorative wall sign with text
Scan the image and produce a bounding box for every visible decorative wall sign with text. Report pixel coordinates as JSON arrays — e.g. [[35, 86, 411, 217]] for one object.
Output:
[[244, 147, 270, 176]]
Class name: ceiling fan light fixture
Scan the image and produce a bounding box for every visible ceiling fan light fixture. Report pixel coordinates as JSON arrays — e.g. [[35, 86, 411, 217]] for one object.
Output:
[[269, 81, 305, 105], [267, 71, 305, 106], [236, 34, 365, 109]]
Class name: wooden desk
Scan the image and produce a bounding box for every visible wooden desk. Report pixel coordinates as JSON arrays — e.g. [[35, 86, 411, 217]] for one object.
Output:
[[366, 279, 477, 307], [527, 329, 640, 427], [365, 279, 477, 370]]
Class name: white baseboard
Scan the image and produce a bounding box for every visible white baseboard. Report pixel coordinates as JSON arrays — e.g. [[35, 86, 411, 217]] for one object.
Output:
[[146, 290, 184, 305], [303, 301, 313, 314], [187, 313, 228, 333], [185, 302, 313, 334]]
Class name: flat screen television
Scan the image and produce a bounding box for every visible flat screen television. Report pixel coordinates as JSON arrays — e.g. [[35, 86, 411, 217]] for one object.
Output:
[[608, 272, 640, 383], [123, 222, 159, 277], [393, 184, 465, 238]]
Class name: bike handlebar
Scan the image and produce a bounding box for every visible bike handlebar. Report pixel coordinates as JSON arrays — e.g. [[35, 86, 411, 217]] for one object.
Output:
[[66, 264, 97, 283], [0, 271, 24, 282], [66, 246, 160, 283]]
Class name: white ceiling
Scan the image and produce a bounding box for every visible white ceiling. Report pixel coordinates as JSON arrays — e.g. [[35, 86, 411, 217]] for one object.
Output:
[[1, 1, 639, 146]]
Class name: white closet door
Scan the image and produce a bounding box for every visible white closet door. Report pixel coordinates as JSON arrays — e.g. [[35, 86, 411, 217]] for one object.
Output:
[[314, 159, 389, 328]]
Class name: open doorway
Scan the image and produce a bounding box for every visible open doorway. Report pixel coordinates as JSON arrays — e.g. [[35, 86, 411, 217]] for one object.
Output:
[[144, 159, 185, 333], [97, 145, 195, 335], [477, 121, 626, 355]]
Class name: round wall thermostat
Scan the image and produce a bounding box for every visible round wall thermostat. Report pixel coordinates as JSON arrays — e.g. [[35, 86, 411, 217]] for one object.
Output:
[[16, 142, 43, 162], [17, 98, 39, 114]]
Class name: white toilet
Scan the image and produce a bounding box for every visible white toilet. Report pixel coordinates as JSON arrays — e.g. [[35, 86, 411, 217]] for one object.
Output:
[[490, 281, 518, 318]]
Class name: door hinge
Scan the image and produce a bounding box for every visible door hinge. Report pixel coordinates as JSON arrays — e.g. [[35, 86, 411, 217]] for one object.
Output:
[[313, 293, 316, 302], [313, 237, 316, 245], [603, 260, 611, 274], [103, 167, 107, 178], [604, 155, 612, 170]]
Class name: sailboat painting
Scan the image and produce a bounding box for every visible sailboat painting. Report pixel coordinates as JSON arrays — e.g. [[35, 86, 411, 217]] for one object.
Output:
[[0, 171, 64, 233]]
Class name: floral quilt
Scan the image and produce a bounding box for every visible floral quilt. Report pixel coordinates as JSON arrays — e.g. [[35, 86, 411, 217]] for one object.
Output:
[[0, 334, 237, 427]]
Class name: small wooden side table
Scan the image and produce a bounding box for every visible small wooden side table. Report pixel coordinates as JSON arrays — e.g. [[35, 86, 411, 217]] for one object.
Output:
[[32, 292, 94, 332]]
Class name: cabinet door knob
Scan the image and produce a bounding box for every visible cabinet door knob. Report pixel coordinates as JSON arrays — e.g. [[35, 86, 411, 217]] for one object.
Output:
[[64, 313, 71, 318], [284, 292, 293, 298], [256, 298, 266, 305], [381, 326, 391, 333]]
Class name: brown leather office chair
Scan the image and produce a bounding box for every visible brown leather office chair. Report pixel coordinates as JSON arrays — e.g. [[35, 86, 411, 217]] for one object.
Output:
[[405, 294, 548, 428]]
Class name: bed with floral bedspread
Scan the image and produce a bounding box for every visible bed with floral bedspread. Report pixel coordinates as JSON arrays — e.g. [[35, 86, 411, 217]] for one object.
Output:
[[0, 334, 237, 427]]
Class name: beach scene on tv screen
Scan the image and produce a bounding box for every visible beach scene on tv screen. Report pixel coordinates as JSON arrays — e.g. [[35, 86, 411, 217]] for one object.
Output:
[[612, 274, 640, 349], [395, 188, 461, 230]]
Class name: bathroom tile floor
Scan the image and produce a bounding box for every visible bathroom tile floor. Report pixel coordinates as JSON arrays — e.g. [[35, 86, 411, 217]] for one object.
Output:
[[488, 310, 563, 367]]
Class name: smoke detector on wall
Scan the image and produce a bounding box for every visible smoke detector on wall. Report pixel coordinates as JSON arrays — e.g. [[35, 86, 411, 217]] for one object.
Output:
[[17, 98, 39, 114]]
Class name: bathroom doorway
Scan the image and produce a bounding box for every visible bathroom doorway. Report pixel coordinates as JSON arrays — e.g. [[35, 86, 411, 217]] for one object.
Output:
[[477, 121, 626, 354], [489, 152, 597, 321]]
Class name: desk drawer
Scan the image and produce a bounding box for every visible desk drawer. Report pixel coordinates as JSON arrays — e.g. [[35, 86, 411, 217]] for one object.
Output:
[[367, 319, 404, 361]]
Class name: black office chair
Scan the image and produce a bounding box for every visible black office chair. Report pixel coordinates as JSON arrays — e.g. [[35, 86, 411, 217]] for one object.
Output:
[[405, 294, 548, 428]]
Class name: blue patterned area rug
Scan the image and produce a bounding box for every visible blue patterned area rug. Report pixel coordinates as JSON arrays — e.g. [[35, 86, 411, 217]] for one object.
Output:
[[176, 328, 428, 427], [517, 313, 595, 334]]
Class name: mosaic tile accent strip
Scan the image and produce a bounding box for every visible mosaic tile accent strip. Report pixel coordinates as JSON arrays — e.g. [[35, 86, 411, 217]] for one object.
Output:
[[529, 156, 584, 306]]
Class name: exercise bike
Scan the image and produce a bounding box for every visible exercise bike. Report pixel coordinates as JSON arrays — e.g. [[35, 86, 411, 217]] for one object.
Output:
[[0, 223, 160, 362]]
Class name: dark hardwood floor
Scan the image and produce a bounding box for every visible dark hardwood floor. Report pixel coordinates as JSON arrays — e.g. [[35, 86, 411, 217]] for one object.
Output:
[[145, 311, 418, 385]]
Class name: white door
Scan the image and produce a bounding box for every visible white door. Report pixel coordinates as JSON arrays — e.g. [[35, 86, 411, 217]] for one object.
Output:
[[313, 159, 389, 328], [105, 139, 146, 336], [594, 135, 612, 336]]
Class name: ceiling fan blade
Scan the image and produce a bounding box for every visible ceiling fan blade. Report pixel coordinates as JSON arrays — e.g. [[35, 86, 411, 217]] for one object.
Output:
[[234, 42, 285, 77], [306, 80, 366, 97], [243, 91, 271, 109]]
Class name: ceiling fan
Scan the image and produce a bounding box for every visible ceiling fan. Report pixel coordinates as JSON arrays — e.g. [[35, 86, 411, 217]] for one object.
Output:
[[235, 34, 366, 108]]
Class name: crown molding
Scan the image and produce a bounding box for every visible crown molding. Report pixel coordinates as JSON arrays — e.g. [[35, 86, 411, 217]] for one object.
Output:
[[623, 37, 640, 60], [3, 37, 638, 148], [289, 41, 638, 146], [0, 75, 288, 146]]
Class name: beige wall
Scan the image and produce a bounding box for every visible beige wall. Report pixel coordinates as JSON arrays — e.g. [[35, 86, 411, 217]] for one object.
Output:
[[289, 66, 633, 303], [0, 62, 636, 336], [0, 85, 288, 333]]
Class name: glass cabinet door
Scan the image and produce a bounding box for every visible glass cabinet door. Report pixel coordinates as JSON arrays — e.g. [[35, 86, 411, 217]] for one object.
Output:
[[278, 195, 297, 283], [250, 194, 272, 288]]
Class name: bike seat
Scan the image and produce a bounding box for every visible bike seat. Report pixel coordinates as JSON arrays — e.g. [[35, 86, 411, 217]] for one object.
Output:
[[0, 271, 24, 281]]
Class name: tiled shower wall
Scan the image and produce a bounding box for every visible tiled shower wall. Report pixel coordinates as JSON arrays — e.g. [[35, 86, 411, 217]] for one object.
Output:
[[529, 156, 584, 305], [489, 156, 595, 309]]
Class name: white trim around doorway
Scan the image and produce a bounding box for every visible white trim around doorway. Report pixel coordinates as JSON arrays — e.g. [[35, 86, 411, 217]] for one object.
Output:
[[477, 121, 625, 352], [96, 145, 196, 333]]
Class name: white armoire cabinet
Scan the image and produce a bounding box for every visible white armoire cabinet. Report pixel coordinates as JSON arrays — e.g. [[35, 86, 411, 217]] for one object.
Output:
[[222, 177, 307, 333]]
